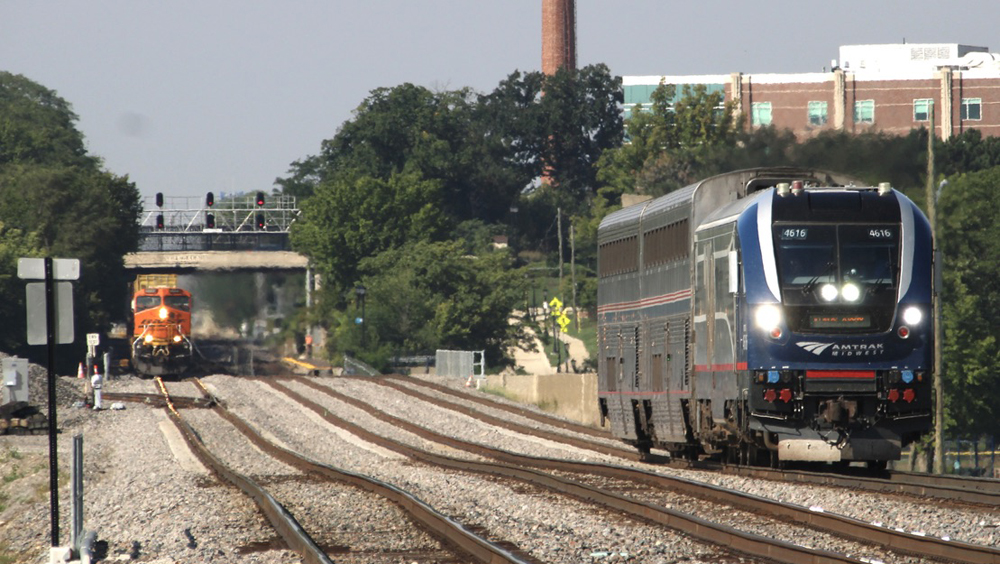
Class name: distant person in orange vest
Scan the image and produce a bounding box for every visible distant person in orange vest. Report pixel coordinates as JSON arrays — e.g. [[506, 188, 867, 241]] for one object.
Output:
[[304, 333, 313, 358]]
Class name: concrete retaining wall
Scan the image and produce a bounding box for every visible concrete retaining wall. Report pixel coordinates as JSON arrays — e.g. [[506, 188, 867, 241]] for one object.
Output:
[[483, 372, 605, 429]]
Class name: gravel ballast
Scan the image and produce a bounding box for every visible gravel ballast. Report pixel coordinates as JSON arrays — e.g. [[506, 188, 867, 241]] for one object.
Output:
[[1, 372, 998, 564]]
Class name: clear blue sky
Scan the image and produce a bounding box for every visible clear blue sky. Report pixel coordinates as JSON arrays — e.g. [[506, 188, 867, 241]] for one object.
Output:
[[3, 1, 996, 204]]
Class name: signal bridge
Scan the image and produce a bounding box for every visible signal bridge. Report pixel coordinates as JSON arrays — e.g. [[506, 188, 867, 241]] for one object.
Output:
[[127, 192, 308, 273]]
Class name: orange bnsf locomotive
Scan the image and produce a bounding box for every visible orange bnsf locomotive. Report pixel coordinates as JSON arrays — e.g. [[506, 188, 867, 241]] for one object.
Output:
[[131, 286, 194, 376]]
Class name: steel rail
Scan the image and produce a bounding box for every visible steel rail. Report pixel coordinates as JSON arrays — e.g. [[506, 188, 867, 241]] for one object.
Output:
[[381, 374, 614, 440], [288, 376, 1000, 564], [356, 375, 640, 461], [151, 378, 334, 564], [387, 376, 1000, 506], [679, 462, 1000, 507], [889, 469, 1000, 502], [271, 377, 869, 564], [103, 391, 213, 410], [189, 379, 534, 564], [386, 375, 1000, 507]]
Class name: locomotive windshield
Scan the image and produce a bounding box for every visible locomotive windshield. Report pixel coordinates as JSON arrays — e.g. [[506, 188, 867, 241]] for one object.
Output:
[[774, 223, 899, 332], [164, 295, 191, 311], [135, 295, 161, 312]]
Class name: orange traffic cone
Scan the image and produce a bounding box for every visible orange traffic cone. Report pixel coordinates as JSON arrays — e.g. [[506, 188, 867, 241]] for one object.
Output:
[[465, 374, 474, 387], [77, 362, 85, 379]]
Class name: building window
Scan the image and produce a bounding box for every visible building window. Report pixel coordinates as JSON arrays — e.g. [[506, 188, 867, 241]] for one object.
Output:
[[854, 100, 874, 124], [751, 102, 772, 126], [961, 98, 982, 121], [808, 101, 828, 126], [913, 99, 933, 122]]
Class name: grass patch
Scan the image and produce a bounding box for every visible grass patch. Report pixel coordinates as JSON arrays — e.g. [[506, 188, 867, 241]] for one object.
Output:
[[2, 465, 23, 484], [480, 386, 518, 401], [0, 541, 28, 564], [30, 467, 69, 502], [536, 398, 559, 412], [0, 447, 22, 463]]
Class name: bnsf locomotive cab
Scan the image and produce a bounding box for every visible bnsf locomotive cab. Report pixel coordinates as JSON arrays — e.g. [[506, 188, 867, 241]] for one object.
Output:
[[131, 286, 194, 376], [597, 169, 934, 467]]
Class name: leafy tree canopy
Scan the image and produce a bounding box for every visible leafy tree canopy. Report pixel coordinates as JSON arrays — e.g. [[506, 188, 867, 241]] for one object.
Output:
[[340, 240, 528, 368], [938, 166, 1000, 436], [290, 170, 446, 299], [0, 72, 142, 358], [0, 72, 96, 168]]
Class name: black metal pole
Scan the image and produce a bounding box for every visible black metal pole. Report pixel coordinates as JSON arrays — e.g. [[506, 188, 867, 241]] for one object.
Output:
[[361, 295, 366, 348], [556, 331, 562, 372], [44, 257, 60, 547]]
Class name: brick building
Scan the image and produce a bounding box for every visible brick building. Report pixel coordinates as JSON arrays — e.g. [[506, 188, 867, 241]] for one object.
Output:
[[624, 43, 1000, 140]]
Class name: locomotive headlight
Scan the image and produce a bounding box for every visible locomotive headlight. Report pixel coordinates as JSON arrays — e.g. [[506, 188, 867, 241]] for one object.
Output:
[[158, 306, 169, 320], [841, 283, 861, 302], [902, 306, 923, 325], [173, 335, 182, 343], [144, 334, 154, 344], [755, 304, 782, 331], [820, 283, 838, 301]]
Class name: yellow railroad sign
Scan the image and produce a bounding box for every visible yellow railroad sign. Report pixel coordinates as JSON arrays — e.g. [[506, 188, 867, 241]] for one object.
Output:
[[557, 313, 571, 331], [548, 297, 563, 311]]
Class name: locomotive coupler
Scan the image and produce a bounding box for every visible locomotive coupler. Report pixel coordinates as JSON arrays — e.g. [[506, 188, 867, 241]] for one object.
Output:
[[818, 397, 857, 426]]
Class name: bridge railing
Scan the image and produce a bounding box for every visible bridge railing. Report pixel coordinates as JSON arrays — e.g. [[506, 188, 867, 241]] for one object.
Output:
[[138, 231, 292, 252], [142, 193, 300, 233]]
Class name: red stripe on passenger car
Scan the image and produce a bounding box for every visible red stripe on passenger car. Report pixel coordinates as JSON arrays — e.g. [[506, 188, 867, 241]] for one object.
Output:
[[693, 363, 748, 372], [597, 289, 693, 314], [805, 370, 875, 379]]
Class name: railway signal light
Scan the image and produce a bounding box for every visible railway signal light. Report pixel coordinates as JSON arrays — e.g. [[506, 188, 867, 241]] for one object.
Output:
[[206, 192, 214, 207], [206, 213, 215, 229], [256, 213, 265, 229], [256, 191, 265, 207], [155, 192, 163, 207], [156, 214, 164, 229]]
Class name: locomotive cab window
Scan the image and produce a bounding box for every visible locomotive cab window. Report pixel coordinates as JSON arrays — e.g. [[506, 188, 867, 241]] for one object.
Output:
[[164, 295, 191, 311], [135, 296, 161, 312], [774, 223, 899, 332]]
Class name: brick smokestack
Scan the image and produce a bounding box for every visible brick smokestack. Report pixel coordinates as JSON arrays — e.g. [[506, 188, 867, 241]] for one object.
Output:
[[542, 0, 576, 74]]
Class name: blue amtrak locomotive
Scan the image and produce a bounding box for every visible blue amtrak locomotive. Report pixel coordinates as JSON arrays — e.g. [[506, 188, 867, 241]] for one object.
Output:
[[596, 168, 933, 467]]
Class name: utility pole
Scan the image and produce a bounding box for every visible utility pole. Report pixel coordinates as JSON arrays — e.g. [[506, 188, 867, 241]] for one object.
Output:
[[557, 208, 564, 287], [926, 105, 945, 475], [571, 224, 579, 331]]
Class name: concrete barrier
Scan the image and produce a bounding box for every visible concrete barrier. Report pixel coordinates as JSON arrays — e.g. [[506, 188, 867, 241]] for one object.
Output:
[[484, 372, 605, 429]]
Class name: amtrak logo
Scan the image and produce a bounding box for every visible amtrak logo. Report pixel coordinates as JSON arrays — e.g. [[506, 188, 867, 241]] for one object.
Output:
[[798, 342, 834, 355], [797, 341, 885, 357]]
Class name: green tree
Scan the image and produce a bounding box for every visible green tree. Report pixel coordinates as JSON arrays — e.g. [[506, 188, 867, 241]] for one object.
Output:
[[937, 129, 1000, 177], [348, 240, 529, 368], [0, 165, 142, 331], [595, 83, 740, 208], [938, 166, 1000, 436], [0, 73, 143, 359], [274, 155, 323, 201], [539, 64, 623, 214], [290, 170, 446, 299], [0, 72, 96, 168], [791, 129, 926, 195], [0, 222, 41, 351]]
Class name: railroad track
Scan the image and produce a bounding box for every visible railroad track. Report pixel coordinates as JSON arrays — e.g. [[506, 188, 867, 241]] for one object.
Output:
[[681, 462, 1000, 507], [388, 374, 1000, 507], [151, 377, 537, 564], [273, 375, 998, 564], [102, 391, 214, 410]]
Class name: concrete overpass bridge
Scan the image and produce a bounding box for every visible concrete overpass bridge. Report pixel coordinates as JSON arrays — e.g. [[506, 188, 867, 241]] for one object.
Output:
[[124, 249, 308, 273], [126, 192, 310, 273]]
